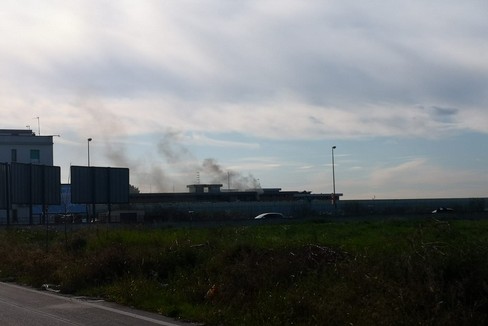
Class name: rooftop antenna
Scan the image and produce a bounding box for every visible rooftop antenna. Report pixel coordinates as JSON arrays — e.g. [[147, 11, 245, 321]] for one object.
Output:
[[34, 117, 40, 135], [68, 162, 72, 184]]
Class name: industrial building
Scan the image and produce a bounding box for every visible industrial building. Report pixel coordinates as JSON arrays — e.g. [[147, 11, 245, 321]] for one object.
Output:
[[124, 184, 341, 222]]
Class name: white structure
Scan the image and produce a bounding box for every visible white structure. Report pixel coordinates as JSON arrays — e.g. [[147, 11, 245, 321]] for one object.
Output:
[[0, 129, 54, 224], [0, 129, 53, 165]]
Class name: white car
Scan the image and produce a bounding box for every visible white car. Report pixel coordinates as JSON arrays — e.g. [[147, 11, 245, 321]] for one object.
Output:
[[254, 212, 285, 219], [432, 207, 455, 214]]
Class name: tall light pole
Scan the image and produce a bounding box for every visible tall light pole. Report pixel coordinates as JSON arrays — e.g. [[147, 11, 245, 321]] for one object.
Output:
[[332, 145, 337, 208], [87, 138, 93, 222], [87, 138, 92, 166]]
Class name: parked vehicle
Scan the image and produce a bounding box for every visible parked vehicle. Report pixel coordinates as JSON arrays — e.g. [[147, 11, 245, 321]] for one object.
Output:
[[54, 213, 83, 223], [432, 207, 455, 214], [254, 212, 286, 219]]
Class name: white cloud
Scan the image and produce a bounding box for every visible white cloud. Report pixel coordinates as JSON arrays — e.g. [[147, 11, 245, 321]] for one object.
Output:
[[189, 133, 260, 149]]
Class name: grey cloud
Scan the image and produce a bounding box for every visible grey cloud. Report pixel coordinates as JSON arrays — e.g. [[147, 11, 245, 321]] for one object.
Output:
[[430, 106, 459, 124], [309, 116, 323, 125], [432, 106, 458, 117], [2, 1, 488, 139], [10, 1, 487, 108]]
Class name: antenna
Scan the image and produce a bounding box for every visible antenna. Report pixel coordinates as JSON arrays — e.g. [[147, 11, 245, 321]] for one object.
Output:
[[34, 117, 40, 135], [68, 162, 72, 184]]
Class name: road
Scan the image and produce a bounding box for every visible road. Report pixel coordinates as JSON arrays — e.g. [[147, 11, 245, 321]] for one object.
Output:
[[0, 282, 199, 326]]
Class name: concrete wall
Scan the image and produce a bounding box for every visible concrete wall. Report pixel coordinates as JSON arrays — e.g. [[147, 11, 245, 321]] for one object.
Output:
[[126, 197, 488, 222], [2, 197, 487, 225]]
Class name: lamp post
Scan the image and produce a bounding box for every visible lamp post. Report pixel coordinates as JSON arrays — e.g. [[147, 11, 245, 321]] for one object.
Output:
[[332, 145, 336, 208], [87, 138, 93, 222], [87, 138, 92, 166]]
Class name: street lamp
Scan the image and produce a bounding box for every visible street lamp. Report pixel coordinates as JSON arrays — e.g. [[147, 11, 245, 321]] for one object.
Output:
[[87, 138, 92, 166], [332, 145, 336, 207]]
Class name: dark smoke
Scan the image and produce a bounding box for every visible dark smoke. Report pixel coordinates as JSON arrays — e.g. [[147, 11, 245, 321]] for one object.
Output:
[[78, 103, 259, 192], [201, 158, 261, 190], [155, 132, 261, 191], [157, 130, 194, 164], [74, 98, 173, 192]]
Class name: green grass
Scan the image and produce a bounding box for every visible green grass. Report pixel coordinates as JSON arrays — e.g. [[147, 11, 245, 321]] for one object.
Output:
[[1, 217, 487, 325]]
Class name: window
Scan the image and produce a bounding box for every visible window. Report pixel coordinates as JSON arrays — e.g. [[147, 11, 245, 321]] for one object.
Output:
[[11, 149, 17, 162], [30, 149, 40, 163]]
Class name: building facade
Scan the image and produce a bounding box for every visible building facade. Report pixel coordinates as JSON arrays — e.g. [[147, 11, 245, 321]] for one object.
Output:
[[0, 129, 55, 224], [0, 129, 54, 165]]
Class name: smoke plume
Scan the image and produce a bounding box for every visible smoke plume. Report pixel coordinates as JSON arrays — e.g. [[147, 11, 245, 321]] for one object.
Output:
[[201, 158, 261, 190], [78, 101, 259, 192]]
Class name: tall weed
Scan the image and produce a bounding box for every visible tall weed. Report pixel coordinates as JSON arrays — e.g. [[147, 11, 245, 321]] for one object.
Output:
[[0, 218, 487, 325]]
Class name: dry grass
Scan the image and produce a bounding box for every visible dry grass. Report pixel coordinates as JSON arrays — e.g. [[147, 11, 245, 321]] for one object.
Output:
[[0, 218, 487, 325]]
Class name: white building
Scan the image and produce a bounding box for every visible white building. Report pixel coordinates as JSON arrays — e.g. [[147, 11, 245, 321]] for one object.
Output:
[[0, 129, 55, 224], [0, 129, 53, 165]]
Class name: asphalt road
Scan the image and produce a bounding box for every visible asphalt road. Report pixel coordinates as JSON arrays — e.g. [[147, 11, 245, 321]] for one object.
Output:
[[0, 282, 198, 326]]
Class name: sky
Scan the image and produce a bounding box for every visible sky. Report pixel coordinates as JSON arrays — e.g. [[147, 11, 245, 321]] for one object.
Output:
[[1, 1, 487, 199]]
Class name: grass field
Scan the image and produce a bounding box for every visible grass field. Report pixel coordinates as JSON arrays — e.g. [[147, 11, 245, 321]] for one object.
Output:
[[1, 217, 487, 325]]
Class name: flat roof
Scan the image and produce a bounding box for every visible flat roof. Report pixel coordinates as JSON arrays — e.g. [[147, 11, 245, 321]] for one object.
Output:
[[0, 129, 35, 136]]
